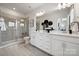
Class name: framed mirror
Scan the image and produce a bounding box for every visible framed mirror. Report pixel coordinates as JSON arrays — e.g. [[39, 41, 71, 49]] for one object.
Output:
[[57, 17, 68, 31]]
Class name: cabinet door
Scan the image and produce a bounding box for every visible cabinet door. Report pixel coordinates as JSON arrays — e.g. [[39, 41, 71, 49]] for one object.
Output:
[[63, 42, 79, 56], [30, 32, 37, 45], [30, 34, 36, 45], [52, 39, 64, 56], [38, 34, 51, 53]]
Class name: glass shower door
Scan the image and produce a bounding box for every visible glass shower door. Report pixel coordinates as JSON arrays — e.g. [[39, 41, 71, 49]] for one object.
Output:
[[0, 17, 16, 46]]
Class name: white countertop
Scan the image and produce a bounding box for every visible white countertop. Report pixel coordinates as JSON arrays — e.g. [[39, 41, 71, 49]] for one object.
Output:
[[36, 30, 79, 44], [37, 30, 79, 38], [49, 31, 79, 38]]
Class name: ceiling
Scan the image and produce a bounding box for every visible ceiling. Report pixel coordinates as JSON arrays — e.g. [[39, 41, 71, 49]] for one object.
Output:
[[0, 3, 59, 17], [0, 3, 45, 15], [35, 3, 58, 13]]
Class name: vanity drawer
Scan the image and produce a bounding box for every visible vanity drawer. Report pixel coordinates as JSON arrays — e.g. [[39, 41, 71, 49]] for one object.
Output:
[[36, 39, 50, 47], [37, 42, 51, 53], [53, 35, 79, 44], [37, 36, 50, 43], [35, 41, 50, 49], [41, 42, 50, 47]]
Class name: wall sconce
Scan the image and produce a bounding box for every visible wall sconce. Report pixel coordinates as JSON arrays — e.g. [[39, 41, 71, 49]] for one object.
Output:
[[58, 3, 72, 10]]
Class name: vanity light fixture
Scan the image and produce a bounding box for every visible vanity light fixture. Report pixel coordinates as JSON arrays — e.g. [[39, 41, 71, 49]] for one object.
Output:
[[36, 10, 45, 16], [58, 3, 72, 10]]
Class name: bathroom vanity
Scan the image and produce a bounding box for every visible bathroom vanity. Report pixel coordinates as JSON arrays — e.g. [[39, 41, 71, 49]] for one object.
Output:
[[29, 4, 79, 56], [30, 30, 79, 56]]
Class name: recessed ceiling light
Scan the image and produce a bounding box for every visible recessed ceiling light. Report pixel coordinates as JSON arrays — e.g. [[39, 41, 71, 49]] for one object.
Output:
[[13, 8, 16, 10]]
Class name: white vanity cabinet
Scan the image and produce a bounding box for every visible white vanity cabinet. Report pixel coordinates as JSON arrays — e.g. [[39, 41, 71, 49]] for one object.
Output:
[[63, 42, 79, 56], [30, 32, 51, 53], [51, 35, 64, 56], [56, 35, 79, 56], [51, 34, 79, 56], [53, 40, 64, 56], [30, 31, 79, 56], [37, 33, 51, 53], [30, 31, 36, 46]]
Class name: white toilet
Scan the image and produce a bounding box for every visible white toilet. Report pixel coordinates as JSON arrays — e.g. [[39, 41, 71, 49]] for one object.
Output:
[[23, 36, 30, 44]]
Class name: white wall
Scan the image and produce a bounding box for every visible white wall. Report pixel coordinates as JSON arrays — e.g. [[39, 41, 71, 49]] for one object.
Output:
[[26, 3, 58, 18], [27, 4, 71, 31], [37, 8, 71, 30], [0, 7, 25, 19]]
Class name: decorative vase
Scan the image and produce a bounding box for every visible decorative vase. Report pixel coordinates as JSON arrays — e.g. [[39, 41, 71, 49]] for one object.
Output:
[[69, 30, 72, 34]]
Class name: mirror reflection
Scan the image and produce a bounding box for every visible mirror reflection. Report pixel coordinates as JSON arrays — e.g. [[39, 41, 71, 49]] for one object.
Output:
[[57, 17, 68, 31]]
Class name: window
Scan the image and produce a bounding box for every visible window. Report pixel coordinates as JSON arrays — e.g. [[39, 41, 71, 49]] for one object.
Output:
[[20, 23, 24, 27], [9, 22, 15, 27]]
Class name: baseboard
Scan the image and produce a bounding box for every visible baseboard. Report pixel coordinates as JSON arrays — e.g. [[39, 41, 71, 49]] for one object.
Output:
[[2, 40, 16, 45], [0, 39, 23, 48], [30, 43, 53, 56]]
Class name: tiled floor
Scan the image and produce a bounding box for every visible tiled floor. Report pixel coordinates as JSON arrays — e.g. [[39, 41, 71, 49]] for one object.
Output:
[[0, 43, 49, 56]]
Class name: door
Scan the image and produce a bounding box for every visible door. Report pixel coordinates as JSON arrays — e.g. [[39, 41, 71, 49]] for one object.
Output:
[[0, 17, 16, 46], [54, 40, 64, 56], [51, 35, 64, 56], [52, 39, 64, 56]]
